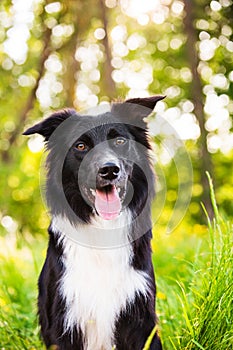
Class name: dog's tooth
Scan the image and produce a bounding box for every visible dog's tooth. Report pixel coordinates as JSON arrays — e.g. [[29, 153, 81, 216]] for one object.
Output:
[[90, 189, 96, 196], [117, 188, 121, 193]]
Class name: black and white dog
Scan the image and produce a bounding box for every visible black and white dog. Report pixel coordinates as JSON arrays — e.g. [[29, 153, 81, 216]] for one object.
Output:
[[23, 96, 164, 350]]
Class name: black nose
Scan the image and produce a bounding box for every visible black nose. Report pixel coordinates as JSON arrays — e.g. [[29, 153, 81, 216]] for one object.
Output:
[[98, 162, 120, 180]]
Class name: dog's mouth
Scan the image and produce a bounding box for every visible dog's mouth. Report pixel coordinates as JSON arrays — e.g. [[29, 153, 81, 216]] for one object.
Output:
[[83, 184, 126, 220]]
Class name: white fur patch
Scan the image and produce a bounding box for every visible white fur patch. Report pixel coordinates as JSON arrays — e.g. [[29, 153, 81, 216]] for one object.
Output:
[[52, 211, 132, 249], [51, 214, 150, 350]]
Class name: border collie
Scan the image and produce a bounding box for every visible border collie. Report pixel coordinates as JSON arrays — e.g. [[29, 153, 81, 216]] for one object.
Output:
[[23, 96, 164, 350]]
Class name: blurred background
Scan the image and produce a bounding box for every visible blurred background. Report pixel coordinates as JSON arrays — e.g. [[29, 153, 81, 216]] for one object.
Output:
[[0, 0, 233, 348]]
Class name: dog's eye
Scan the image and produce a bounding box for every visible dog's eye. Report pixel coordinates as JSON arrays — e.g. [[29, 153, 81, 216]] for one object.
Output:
[[75, 142, 88, 151], [115, 137, 127, 146]]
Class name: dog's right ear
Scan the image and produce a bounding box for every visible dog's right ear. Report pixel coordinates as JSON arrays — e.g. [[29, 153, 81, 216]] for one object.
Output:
[[23, 109, 76, 141]]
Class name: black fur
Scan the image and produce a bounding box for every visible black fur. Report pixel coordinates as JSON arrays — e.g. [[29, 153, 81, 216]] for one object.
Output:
[[24, 96, 164, 350]]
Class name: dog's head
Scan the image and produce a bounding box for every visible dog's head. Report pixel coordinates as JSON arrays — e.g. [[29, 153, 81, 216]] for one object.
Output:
[[23, 96, 164, 223]]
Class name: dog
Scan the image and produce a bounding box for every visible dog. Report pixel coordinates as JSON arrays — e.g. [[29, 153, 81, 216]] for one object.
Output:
[[23, 96, 164, 350]]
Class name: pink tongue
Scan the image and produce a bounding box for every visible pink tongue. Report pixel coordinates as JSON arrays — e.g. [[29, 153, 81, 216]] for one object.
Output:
[[95, 186, 121, 220]]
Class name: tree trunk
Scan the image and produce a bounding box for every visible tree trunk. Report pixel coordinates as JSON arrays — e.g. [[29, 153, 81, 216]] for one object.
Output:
[[99, 0, 117, 99], [1, 25, 52, 163], [183, 0, 214, 218], [60, 0, 80, 108]]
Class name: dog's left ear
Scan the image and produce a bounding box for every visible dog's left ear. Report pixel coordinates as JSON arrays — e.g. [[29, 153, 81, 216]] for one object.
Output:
[[111, 95, 165, 123], [23, 109, 76, 141]]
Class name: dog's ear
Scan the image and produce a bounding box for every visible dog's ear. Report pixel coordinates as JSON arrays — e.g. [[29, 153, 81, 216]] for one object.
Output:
[[111, 96, 165, 124], [23, 109, 76, 141], [125, 96, 165, 112]]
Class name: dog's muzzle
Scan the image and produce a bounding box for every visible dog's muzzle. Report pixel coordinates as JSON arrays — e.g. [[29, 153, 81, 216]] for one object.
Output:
[[81, 159, 130, 221]]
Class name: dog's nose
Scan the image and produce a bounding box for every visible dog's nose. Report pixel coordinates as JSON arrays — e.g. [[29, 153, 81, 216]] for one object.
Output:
[[98, 162, 120, 180]]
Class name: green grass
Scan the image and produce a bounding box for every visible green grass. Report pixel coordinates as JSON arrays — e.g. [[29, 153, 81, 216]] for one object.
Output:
[[0, 237, 44, 349], [1, 179, 233, 349], [156, 175, 233, 350]]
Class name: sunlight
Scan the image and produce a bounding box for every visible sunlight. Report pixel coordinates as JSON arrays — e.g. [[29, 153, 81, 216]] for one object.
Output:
[[94, 28, 106, 40], [112, 59, 153, 97], [3, 0, 35, 64], [171, 1, 184, 15], [127, 34, 147, 50], [210, 73, 229, 89], [112, 42, 129, 57], [1, 215, 18, 234], [210, 0, 222, 11], [75, 44, 103, 108], [18, 74, 36, 87], [199, 38, 220, 61], [27, 134, 44, 153], [111, 25, 127, 41], [45, 54, 63, 73], [149, 104, 201, 144], [120, 0, 170, 25], [204, 92, 233, 153], [207, 132, 233, 154], [121, 0, 160, 17], [45, 1, 62, 14], [52, 24, 74, 38], [36, 69, 63, 110]]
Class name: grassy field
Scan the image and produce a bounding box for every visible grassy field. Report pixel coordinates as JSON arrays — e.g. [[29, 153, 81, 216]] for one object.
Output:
[[0, 184, 232, 349], [156, 181, 233, 349]]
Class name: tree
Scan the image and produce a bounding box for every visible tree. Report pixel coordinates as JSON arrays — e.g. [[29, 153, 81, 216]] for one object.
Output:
[[99, 0, 117, 99], [183, 0, 213, 217]]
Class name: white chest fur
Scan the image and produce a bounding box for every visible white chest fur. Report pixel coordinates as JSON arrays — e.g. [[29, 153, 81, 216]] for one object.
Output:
[[52, 215, 150, 350]]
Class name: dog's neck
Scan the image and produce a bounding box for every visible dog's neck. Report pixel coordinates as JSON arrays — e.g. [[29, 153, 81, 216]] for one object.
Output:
[[51, 210, 132, 249]]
